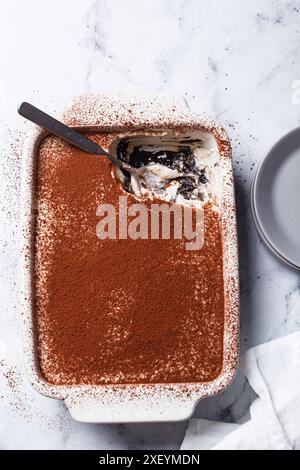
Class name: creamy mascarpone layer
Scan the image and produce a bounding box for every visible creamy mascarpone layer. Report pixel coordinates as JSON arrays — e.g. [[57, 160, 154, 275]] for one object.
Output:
[[114, 130, 221, 208]]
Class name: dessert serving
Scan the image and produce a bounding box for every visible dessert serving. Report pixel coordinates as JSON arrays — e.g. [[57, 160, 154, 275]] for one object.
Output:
[[36, 129, 222, 385], [21, 95, 239, 422]]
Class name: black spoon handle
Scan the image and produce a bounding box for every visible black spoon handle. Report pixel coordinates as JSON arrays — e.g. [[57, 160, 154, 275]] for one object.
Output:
[[18, 102, 120, 166]]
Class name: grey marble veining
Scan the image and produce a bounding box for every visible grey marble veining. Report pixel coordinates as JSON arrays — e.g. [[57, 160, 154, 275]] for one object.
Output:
[[0, 0, 300, 449]]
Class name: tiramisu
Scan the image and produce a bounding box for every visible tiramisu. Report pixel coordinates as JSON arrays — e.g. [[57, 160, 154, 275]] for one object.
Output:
[[35, 128, 225, 385]]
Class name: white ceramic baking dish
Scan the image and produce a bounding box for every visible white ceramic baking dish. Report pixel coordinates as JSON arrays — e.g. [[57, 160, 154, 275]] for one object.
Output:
[[20, 94, 239, 423]]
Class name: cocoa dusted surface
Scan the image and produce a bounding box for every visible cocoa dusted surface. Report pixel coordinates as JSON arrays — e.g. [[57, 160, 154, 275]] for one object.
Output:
[[34, 133, 225, 385]]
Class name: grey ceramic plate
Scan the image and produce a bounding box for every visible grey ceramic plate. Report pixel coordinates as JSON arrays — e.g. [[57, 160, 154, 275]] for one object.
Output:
[[251, 127, 300, 271]]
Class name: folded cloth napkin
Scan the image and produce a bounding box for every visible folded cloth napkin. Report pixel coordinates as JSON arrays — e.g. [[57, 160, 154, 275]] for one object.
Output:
[[181, 330, 300, 450]]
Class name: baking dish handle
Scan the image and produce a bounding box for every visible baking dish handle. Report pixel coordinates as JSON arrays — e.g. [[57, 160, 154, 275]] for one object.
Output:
[[64, 393, 200, 423], [62, 93, 194, 128]]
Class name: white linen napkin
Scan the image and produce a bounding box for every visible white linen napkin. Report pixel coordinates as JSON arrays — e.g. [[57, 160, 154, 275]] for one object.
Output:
[[181, 330, 300, 450]]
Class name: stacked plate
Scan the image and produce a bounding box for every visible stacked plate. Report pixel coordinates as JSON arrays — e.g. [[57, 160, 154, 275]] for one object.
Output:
[[251, 127, 300, 271]]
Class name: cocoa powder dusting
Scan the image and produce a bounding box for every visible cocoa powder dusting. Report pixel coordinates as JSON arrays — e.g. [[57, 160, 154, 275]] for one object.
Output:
[[34, 132, 225, 385]]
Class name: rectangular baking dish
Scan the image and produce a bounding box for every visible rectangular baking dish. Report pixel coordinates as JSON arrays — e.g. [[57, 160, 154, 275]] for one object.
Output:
[[20, 93, 239, 423]]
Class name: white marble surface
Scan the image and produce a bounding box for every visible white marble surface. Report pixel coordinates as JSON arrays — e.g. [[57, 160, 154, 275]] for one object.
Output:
[[1, 0, 300, 450]]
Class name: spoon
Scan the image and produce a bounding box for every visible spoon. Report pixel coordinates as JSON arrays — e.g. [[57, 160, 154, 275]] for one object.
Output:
[[17, 102, 140, 176]]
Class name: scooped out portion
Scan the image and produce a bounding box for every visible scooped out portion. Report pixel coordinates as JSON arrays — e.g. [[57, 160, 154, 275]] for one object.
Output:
[[114, 130, 221, 209]]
